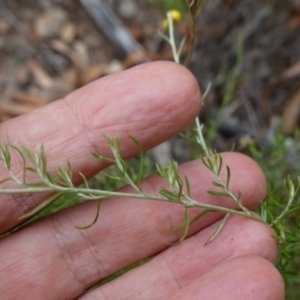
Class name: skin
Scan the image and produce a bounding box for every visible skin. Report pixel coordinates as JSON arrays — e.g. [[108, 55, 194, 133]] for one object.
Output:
[[0, 62, 284, 300]]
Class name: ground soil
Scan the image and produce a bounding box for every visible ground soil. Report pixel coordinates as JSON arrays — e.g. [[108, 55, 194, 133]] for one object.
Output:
[[1, 0, 299, 154]]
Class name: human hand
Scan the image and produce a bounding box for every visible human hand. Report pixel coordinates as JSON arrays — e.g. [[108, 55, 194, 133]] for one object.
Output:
[[0, 62, 284, 300]]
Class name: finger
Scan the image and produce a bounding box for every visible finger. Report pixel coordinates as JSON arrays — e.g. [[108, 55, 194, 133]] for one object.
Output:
[[169, 256, 284, 300], [0, 153, 267, 300], [82, 216, 279, 300], [0, 61, 200, 232]]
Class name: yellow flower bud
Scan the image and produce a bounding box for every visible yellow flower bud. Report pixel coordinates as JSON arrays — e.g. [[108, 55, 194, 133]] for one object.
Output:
[[162, 19, 169, 30], [167, 9, 182, 23], [163, 9, 182, 30]]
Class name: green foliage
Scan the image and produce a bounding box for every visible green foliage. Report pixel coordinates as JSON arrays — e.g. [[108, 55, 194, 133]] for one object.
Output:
[[0, 126, 263, 244], [245, 129, 300, 298], [154, 0, 188, 13]]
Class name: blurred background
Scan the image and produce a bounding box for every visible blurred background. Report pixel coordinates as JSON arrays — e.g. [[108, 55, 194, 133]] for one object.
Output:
[[1, 0, 300, 298], [0, 0, 300, 156]]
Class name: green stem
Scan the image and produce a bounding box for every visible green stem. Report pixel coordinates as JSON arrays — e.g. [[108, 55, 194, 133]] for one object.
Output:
[[0, 186, 264, 223], [167, 12, 180, 64], [195, 117, 211, 156]]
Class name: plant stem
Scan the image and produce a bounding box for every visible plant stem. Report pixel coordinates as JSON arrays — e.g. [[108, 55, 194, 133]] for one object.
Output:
[[0, 185, 263, 223], [167, 12, 180, 63]]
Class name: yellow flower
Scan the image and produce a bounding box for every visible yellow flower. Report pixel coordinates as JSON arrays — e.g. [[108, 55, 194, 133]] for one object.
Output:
[[168, 9, 182, 23], [163, 9, 182, 30]]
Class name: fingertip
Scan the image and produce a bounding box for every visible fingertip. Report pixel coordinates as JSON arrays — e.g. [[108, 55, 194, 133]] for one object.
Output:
[[220, 152, 267, 209], [170, 255, 285, 300], [233, 256, 285, 300], [120, 61, 201, 127], [64, 61, 201, 147], [136, 61, 201, 112]]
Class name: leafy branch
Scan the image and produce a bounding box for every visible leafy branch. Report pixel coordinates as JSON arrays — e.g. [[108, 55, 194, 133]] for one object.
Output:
[[0, 135, 263, 244], [1, 2, 298, 252], [0, 4, 264, 245]]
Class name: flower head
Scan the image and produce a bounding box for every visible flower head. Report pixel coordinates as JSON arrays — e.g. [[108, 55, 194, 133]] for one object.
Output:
[[163, 9, 182, 30]]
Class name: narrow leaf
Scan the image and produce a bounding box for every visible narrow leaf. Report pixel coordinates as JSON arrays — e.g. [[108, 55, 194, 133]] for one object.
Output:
[[159, 188, 180, 202], [79, 172, 89, 189], [128, 135, 145, 185], [76, 199, 102, 230], [26, 167, 37, 173], [45, 171, 56, 185], [156, 164, 166, 178], [11, 145, 27, 183], [217, 154, 223, 177], [57, 167, 73, 187], [185, 176, 192, 198], [1, 139, 11, 169], [207, 190, 230, 198], [212, 181, 224, 188], [160, 209, 209, 232], [201, 157, 210, 169], [23, 182, 46, 188], [189, 209, 210, 226], [0, 178, 11, 185], [178, 207, 191, 243], [92, 152, 115, 163], [207, 157, 214, 170], [104, 173, 123, 181], [19, 193, 62, 220], [225, 165, 231, 190], [40, 144, 47, 176], [205, 213, 231, 245], [21, 145, 38, 165], [237, 190, 243, 202], [67, 161, 73, 179]]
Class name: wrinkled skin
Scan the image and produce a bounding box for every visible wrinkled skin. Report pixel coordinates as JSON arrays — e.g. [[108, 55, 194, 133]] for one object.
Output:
[[0, 62, 284, 300]]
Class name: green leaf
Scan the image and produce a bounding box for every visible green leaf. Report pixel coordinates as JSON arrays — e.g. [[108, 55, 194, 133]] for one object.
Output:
[[45, 171, 56, 185], [178, 207, 191, 243], [57, 167, 73, 187], [202, 156, 214, 171], [0, 138, 11, 169], [156, 164, 167, 178], [166, 160, 180, 187], [237, 190, 242, 202], [19, 192, 62, 220], [0, 177, 11, 185], [217, 154, 223, 177], [92, 152, 115, 163], [212, 181, 224, 188], [128, 135, 145, 185], [104, 173, 123, 181], [159, 188, 180, 202], [205, 213, 231, 245], [207, 190, 230, 198], [23, 182, 47, 188], [67, 161, 73, 179], [161, 209, 210, 233], [26, 167, 37, 173], [79, 172, 89, 189], [201, 157, 209, 169], [202, 82, 212, 101], [76, 199, 102, 230], [11, 145, 27, 183], [185, 176, 192, 198], [225, 165, 231, 190], [21, 145, 38, 165], [114, 155, 126, 173], [39, 144, 47, 176]]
